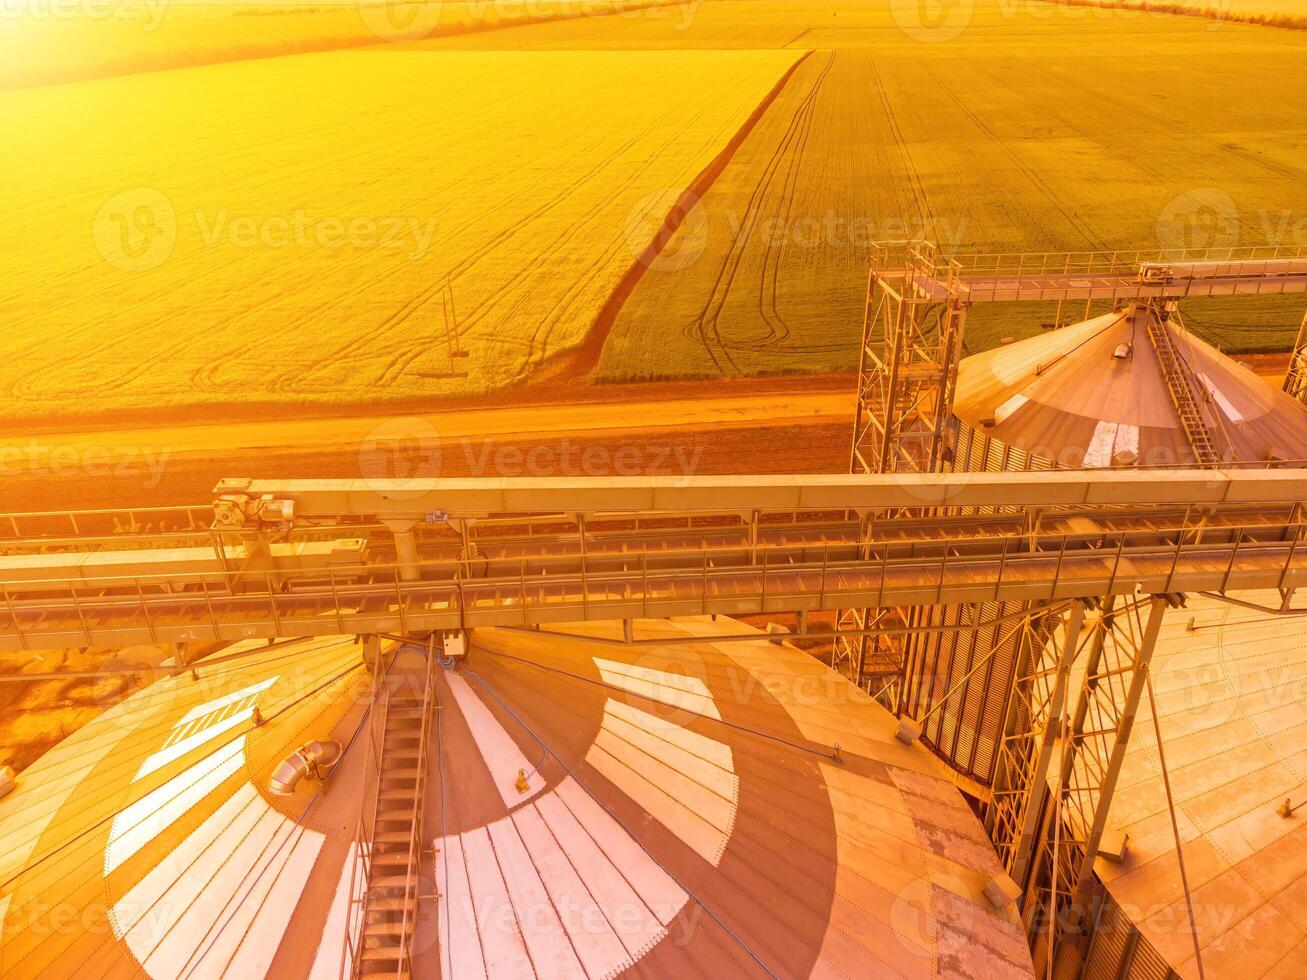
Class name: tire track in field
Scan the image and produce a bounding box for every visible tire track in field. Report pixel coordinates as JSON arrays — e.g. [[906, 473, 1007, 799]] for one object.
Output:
[[690, 51, 831, 369], [218, 115, 640, 394], [542, 50, 817, 383], [1041, 60, 1306, 186], [356, 92, 704, 389], [30, 132, 454, 400], [379, 101, 703, 385], [262, 79, 738, 395], [263, 129, 649, 394], [682, 51, 836, 374], [975, 60, 1170, 185], [920, 61, 1110, 251], [454, 94, 713, 381], [754, 53, 830, 352], [378, 131, 660, 362], [26, 118, 460, 398], [316, 135, 639, 384], [867, 58, 933, 236]]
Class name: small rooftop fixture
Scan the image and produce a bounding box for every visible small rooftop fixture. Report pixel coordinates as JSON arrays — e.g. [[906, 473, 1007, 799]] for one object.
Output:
[[269, 739, 343, 796]]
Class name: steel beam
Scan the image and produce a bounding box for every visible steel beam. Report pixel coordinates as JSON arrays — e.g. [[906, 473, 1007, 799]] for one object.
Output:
[[988, 602, 1087, 886], [991, 595, 1173, 976], [209, 470, 1307, 521]]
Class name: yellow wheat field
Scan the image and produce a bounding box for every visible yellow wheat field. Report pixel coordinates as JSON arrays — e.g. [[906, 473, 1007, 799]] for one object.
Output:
[[0, 1, 683, 89], [0, 46, 797, 422]]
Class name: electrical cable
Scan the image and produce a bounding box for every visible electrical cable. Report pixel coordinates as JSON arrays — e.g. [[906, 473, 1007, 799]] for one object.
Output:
[[458, 665, 781, 979], [0, 658, 365, 894], [1146, 673, 1207, 980], [484, 647, 841, 763]]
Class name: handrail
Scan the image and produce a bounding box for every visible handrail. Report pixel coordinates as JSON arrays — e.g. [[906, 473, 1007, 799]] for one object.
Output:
[[869, 241, 1307, 299], [0, 515, 1302, 652], [0, 510, 1301, 588], [342, 644, 389, 979], [0, 504, 212, 542]]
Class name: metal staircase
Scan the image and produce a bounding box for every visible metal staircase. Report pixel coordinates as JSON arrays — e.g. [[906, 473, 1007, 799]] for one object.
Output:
[[349, 644, 434, 978], [1143, 307, 1222, 466]]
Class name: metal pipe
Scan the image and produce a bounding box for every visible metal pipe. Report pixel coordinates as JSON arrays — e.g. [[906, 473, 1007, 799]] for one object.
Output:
[[385, 519, 421, 582], [269, 739, 343, 797]]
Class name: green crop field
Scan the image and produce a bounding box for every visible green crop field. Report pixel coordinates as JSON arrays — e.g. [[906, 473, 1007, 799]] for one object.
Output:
[[2, 0, 1304, 423]]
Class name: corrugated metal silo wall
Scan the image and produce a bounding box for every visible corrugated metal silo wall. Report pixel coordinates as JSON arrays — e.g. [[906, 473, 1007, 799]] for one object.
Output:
[[1081, 890, 1179, 980], [898, 420, 1056, 787], [917, 422, 1182, 979]]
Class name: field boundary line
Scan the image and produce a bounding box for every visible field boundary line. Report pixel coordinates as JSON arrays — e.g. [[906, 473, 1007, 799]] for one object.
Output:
[[550, 49, 818, 383], [1044, 0, 1306, 31]]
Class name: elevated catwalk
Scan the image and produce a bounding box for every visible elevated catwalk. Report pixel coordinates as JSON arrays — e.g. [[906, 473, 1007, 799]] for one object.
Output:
[[0, 470, 1305, 652]]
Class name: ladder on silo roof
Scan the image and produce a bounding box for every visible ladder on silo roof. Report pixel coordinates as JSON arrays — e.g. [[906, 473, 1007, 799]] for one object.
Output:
[[351, 643, 434, 978], [1144, 309, 1223, 467]]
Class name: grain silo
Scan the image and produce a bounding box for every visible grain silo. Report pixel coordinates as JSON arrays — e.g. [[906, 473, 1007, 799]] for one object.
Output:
[[1074, 588, 1307, 979], [893, 300, 1307, 790], [0, 623, 1034, 979]]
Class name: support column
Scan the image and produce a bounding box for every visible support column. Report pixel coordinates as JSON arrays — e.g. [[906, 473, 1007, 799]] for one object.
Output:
[[1283, 310, 1307, 405], [384, 519, 421, 582], [1065, 595, 1169, 911], [989, 602, 1087, 889], [992, 594, 1172, 975]]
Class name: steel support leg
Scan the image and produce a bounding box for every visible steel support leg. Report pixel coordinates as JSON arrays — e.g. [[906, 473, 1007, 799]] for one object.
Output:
[[991, 594, 1171, 975], [988, 602, 1087, 888]]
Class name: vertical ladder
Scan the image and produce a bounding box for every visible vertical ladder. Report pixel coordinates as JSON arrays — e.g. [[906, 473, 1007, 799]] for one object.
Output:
[[354, 649, 434, 977], [1143, 309, 1222, 466]]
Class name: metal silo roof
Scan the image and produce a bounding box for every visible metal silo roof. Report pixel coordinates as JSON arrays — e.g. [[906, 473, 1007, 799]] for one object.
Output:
[[1093, 591, 1307, 978], [954, 306, 1307, 468], [0, 621, 1033, 979]]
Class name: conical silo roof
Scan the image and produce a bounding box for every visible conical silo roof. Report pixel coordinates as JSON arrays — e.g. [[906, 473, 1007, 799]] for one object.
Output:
[[954, 305, 1307, 468], [0, 622, 1033, 979]]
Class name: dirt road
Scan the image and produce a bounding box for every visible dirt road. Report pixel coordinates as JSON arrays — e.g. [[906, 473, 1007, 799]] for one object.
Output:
[[0, 354, 1291, 511], [0, 378, 854, 509]]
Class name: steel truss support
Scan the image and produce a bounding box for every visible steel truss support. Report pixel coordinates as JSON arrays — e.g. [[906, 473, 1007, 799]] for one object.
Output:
[[836, 243, 970, 697], [830, 499, 906, 698], [850, 243, 969, 475], [986, 593, 1173, 975], [831, 605, 904, 698], [1285, 310, 1307, 405]]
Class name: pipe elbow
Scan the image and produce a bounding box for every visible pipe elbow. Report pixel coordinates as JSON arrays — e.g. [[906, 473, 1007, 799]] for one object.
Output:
[[269, 739, 342, 796]]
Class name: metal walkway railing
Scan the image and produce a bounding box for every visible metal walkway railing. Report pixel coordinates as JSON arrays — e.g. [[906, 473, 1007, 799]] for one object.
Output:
[[0, 502, 1302, 651]]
